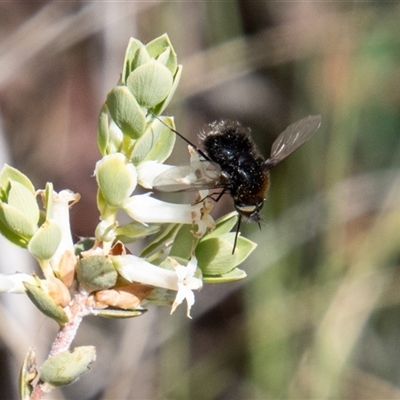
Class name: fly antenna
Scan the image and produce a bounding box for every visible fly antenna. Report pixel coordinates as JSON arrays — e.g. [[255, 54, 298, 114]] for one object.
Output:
[[149, 112, 210, 161]]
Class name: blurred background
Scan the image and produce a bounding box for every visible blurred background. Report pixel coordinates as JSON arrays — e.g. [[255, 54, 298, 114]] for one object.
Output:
[[1, 2, 400, 399]]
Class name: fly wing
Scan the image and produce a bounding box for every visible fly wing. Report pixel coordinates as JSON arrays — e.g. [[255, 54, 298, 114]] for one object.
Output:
[[153, 160, 223, 192], [266, 115, 321, 168]]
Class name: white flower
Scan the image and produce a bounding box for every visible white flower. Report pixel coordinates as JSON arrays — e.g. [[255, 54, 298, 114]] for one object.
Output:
[[122, 193, 215, 234], [50, 190, 79, 272], [131, 144, 216, 233], [169, 257, 200, 318], [136, 161, 173, 189], [123, 194, 193, 224], [0, 273, 37, 293], [112, 255, 202, 318]]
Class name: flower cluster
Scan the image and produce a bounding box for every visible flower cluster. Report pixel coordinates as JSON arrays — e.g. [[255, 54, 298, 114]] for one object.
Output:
[[90, 34, 256, 318], [0, 34, 257, 394]]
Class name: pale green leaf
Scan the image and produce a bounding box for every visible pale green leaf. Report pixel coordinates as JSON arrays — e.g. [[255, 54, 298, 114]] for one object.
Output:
[[140, 223, 181, 259], [95, 308, 147, 318], [152, 64, 182, 115], [28, 220, 62, 261], [42, 182, 54, 220], [121, 37, 143, 84], [39, 346, 96, 387], [196, 236, 237, 276], [0, 203, 37, 239], [8, 181, 39, 226], [115, 221, 160, 243], [24, 282, 68, 325], [132, 45, 152, 69], [206, 212, 238, 238], [146, 33, 177, 74], [127, 61, 173, 108], [130, 117, 175, 165], [0, 217, 29, 247], [170, 224, 198, 260], [203, 267, 247, 283], [95, 153, 137, 208], [0, 164, 35, 195], [19, 348, 36, 400], [76, 256, 118, 293], [107, 86, 146, 139], [97, 103, 110, 156]]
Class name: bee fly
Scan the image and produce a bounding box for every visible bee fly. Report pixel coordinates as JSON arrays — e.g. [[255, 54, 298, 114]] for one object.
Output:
[[153, 115, 322, 253]]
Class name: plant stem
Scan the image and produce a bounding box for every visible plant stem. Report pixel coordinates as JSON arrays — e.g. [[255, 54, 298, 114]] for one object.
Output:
[[30, 292, 89, 400]]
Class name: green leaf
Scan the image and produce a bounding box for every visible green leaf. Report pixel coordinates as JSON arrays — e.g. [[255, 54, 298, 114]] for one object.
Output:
[[130, 117, 176, 165], [115, 221, 160, 243], [96, 188, 110, 219], [28, 220, 62, 261], [42, 182, 54, 220], [39, 346, 96, 387], [133, 45, 152, 69], [140, 223, 181, 259], [94, 308, 147, 319], [196, 236, 237, 276], [0, 203, 37, 239], [197, 214, 256, 273], [0, 217, 29, 247], [203, 267, 247, 283], [156, 47, 171, 67], [19, 348, 36, 400], [151, 65, 182, 115], [197, 231, 256, 276], [121, 37, 143, 84], [98, 104, 125, 156], [206, 212, 238, 238], [24, 282, 68, 325], [126, 61, 173, 108], [169, 224, 197, 260], [232, 235, 258, 266], [76, 256, 118, 293], [97, 103, 110, 156], [107, 86, 146, 139], [8, 181, 39, 227], [0, 164, 35, 195], [146, 33, 178, 74]]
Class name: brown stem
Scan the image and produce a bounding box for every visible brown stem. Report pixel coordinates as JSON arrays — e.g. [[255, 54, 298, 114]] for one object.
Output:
[[29, 292, 89, 400]]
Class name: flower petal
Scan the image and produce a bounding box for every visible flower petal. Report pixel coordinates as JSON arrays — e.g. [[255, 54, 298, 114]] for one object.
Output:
[[123, 194, 193, 224], [112, 255, 202, 318], [112, 255, 178, 290], [169, 257, 202, 318], [137, 161, 173, 189], [0, 273, 36, 293], [50, 190, 79, 273]]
